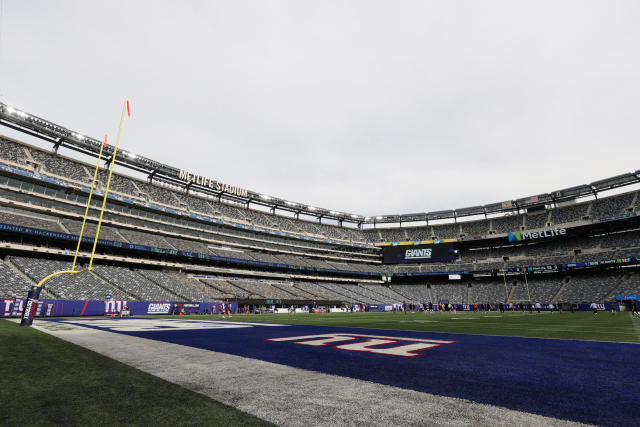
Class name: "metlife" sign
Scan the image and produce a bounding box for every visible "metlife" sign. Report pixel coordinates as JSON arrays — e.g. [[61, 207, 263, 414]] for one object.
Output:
[[508, 228, 567, 242]]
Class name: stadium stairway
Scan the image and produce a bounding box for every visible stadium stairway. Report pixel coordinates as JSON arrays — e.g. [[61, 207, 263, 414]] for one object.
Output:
[[466, 285, 472, 305], [57, 220, 71, 234], [4, 258, 56, 299], [604, 272, 635, 301], [506, 281, 516, 302], [274, 283, 316, 299], [343, 284, 381, 303], [90, 270, 141, 301], [193, 279, 231, 299], [168, 272, 222, 301], [360, 284, 397, 303], [268, 283, 302, 299], [585, 202, 593, 218], [226, 280, 266, 299], [138, 271, 192, 301], [295, 282, 330, 299], [114, 229, 131, 243], [200, 278, 259, 299], [550, 277, 571, 304], [315, 282, 355, 302], [129, 179, 143, 197], [387, 286, 409, 301]]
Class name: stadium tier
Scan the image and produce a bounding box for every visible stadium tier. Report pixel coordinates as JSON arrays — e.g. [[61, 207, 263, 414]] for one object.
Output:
[[0, 105, 639, 307]]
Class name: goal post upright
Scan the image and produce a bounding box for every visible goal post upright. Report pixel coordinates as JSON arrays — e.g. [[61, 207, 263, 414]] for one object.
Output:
[[89, 101, 128, 269], [71, 134, 108, 271], [523, 266, 532, 303], [502, 269, 510, 303], [506, 265, 532, 305], [20, 100, 131, 326]]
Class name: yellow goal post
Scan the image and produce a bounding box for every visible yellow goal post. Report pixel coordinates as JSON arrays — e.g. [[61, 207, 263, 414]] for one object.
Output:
[[20, 100, 130, 326]]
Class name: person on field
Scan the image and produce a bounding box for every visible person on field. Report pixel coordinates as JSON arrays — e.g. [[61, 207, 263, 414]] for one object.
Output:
[[590, 302, 598, 315], [224, 300, 232, 317], [631, 300, 637, 317]]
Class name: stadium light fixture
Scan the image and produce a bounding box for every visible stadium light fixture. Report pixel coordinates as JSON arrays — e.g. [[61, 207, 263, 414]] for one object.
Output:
[[260, 194, 271, 200], [6, 107, 15, 114], [308, 206, 317, 211], [376, 216, 382, 220]]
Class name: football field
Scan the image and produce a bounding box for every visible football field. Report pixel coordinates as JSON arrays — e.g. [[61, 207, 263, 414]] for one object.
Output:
[[185, 310, 640, 343], [2, 311, 639, 426]]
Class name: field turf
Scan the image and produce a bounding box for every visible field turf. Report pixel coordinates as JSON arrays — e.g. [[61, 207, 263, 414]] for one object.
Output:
[[2, 312, 638, 426], [0, 319, 271, 427], [172, 310, 640, 343]]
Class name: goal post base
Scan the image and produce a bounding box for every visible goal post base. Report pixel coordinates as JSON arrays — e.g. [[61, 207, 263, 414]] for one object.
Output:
[[20, 285, 42, 326]]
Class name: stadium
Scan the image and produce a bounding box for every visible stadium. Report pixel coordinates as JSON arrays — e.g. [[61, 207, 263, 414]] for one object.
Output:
[[1, 100, 639, 426], [2, 2, 640, 426], [1, 101, 639, 309]]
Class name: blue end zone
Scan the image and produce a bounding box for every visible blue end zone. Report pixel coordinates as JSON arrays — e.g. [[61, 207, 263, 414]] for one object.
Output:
[[44, 318, 640, 426]]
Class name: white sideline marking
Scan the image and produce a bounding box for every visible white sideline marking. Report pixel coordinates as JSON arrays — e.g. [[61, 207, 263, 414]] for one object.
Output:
[[55, 318, 288, 332], [399, 320, 439, 323]]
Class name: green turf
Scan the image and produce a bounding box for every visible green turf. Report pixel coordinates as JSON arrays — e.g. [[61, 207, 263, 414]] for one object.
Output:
[[176, 311, 640, 343], [0, 319, 272, 427]]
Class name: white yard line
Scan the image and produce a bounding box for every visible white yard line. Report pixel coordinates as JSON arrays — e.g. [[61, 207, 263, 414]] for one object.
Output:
[[31, 319, 588, 427], [631, 314, 640, 342]]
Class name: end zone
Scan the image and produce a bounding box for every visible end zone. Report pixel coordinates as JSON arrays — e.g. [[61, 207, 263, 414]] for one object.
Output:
[[34, 317, 640, 427]]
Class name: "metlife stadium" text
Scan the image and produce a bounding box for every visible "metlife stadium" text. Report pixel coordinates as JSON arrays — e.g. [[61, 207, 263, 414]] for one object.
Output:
[[179, 170, 248, 198]]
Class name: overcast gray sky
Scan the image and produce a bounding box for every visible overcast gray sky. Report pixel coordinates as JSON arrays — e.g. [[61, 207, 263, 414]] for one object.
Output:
[[0, 0, 638, 217]]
